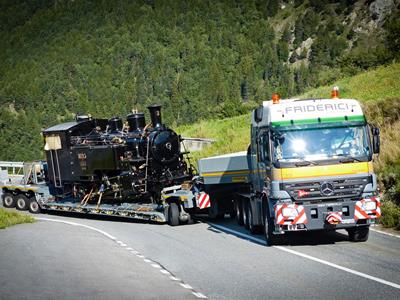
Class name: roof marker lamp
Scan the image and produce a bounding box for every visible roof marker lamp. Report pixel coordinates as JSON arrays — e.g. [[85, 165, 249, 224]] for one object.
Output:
[[272, 93, 280, 104], [331, 86, 340, 99]]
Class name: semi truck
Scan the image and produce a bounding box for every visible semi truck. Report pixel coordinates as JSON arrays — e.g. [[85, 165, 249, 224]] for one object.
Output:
[[198, 90, 381, 244]]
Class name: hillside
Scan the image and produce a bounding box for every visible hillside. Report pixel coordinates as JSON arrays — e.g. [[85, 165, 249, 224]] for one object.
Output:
[[0, 0, 399, 161]]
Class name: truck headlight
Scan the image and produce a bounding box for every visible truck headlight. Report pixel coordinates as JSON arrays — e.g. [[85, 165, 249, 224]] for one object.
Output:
[[282, 207, 298, 218], [363, 201, 376, 211]]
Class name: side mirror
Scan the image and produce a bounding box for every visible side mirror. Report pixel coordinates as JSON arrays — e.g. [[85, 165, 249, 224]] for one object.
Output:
[[254, 107, 263, 123], [371, 126, 380, 154]]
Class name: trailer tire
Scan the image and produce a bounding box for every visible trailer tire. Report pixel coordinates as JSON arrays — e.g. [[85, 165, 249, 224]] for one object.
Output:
[[16, 194, 29, 211], [168, 202, 180, 226], [2, 192, 16, 208], [347, 226, 369, 242], [28, 198, 41, 214], [235, 198, 244, 226]]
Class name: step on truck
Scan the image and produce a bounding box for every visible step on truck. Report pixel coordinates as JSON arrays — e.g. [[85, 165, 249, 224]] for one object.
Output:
[[198, 89, 381, 245]]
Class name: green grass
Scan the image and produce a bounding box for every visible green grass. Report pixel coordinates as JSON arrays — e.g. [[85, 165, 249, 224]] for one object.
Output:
[[300, 63, 400, 101], [0, 208, 35, 229], [177, 114, 251, 164]]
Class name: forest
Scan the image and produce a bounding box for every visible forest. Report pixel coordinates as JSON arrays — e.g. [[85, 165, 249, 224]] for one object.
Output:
[[0, 0, 399, 160]]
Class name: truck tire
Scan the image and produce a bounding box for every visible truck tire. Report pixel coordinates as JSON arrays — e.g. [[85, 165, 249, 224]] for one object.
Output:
[[168, 202, 180, 226], [15, 194, 29, 211], [28, 198, 41, 214], [2, 192, 16, 208], [208, 200, 225, 220], [235, 198, 244, 226], [243, 201, 250, 230], [248, 203, 262, 234], [347, 226, 369, 242], [264, 205, 284, 246]]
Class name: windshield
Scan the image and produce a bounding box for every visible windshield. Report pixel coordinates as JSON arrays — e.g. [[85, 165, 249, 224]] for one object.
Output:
[[274, 126, 370, 163]]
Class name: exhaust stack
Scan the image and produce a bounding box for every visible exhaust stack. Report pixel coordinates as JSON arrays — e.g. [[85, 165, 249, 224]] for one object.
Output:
[[147, 104, 163, 128]]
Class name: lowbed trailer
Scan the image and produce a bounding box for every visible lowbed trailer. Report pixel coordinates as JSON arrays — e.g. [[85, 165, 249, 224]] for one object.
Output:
[[198, 92, 382, 245], [1, 161, 209, 225]]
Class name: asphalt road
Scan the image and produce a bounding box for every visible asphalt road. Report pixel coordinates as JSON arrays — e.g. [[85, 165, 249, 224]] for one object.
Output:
[[1, 207, 400, 299]]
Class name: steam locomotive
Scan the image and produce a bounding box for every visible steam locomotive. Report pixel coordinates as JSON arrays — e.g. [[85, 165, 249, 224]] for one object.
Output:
[[42, 105, 193, 206]]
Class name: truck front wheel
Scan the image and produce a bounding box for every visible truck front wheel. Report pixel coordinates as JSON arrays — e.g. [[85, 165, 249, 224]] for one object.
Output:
[[347, 226, 369, 242], [2, 192, 16, 208], [264, 205, 284, 246]]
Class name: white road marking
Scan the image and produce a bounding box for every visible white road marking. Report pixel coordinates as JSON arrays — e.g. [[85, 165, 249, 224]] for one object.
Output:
[[207, 222, 400, 290], [192, 292, 208, 299], [36, 217, 117, 240], [180, 283, 193, 289], [370, 228, 400, 239], [160, 269, 171, 275], [151, 263, 161, 269], [36, 217, 207, 298], [169, 276, 180, 281]]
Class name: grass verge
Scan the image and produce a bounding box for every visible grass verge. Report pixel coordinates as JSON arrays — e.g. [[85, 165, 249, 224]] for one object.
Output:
[[0, 208, 35, 229]]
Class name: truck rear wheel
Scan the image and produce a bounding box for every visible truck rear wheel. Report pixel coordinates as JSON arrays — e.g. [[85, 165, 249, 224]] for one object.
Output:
[[28, 198, 41, 214], [15, 194, 28, 211], [347, 226, 369, 242], [243, 201, 250, 230], [2, 192, 16, 208], [168, 202, 180, 226], [248, 203, 262, 234], [235, 198, 244, 226]]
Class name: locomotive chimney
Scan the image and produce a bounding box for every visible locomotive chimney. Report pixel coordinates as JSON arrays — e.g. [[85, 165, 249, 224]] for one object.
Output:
[[147, 104, 162, 128]]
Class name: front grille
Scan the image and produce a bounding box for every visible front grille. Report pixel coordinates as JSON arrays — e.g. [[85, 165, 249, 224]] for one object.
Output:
[[281, 176, 371, 202]]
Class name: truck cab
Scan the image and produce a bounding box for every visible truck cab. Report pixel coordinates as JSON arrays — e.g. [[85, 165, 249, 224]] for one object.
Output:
[[249, 94, 381, 244]]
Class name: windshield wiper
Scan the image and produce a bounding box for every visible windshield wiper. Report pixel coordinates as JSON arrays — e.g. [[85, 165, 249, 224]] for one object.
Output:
[[335, 154, 363, 163], [280, 157, 318, 166]]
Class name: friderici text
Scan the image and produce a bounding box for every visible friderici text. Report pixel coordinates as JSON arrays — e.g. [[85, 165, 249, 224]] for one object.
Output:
[[280, 102, 358, 115]]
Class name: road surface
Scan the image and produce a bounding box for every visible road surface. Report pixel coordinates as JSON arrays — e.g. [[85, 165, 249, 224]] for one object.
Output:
[[1, 208, 399, 299]]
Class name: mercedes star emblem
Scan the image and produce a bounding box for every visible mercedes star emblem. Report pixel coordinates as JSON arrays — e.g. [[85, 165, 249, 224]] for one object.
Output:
[[320, 182, 334, 196]]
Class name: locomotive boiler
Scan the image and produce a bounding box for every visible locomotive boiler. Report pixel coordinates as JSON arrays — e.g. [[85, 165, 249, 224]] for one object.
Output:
[[42, 105, 193, 207]]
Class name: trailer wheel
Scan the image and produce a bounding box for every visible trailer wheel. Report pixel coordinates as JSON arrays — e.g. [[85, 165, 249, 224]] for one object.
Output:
[[15, 194, 29, 211], [168, 202, 180, 226], [3, 192, 16, 208], [235, 198, 244, 226], [28, 198, 41, 214], [347, 226, 369, 242]]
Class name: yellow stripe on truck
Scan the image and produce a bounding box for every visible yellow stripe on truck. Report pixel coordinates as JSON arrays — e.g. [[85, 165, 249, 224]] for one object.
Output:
[[276, 162, 370, 180]]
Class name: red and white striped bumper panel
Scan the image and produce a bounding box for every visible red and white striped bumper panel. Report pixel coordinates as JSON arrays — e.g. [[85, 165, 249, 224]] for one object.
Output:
[[275, 204, 308, 225], [354, 196, 381, 221], [196, 192, 211, 209]]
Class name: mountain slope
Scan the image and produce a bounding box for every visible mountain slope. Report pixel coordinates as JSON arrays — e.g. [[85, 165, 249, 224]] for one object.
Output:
[[0, 0, 399, 160]]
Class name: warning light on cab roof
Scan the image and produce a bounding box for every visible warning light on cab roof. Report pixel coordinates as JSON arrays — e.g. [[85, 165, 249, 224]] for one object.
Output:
[[272, 93, 280, 104], [331, 86, 340, 99]]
